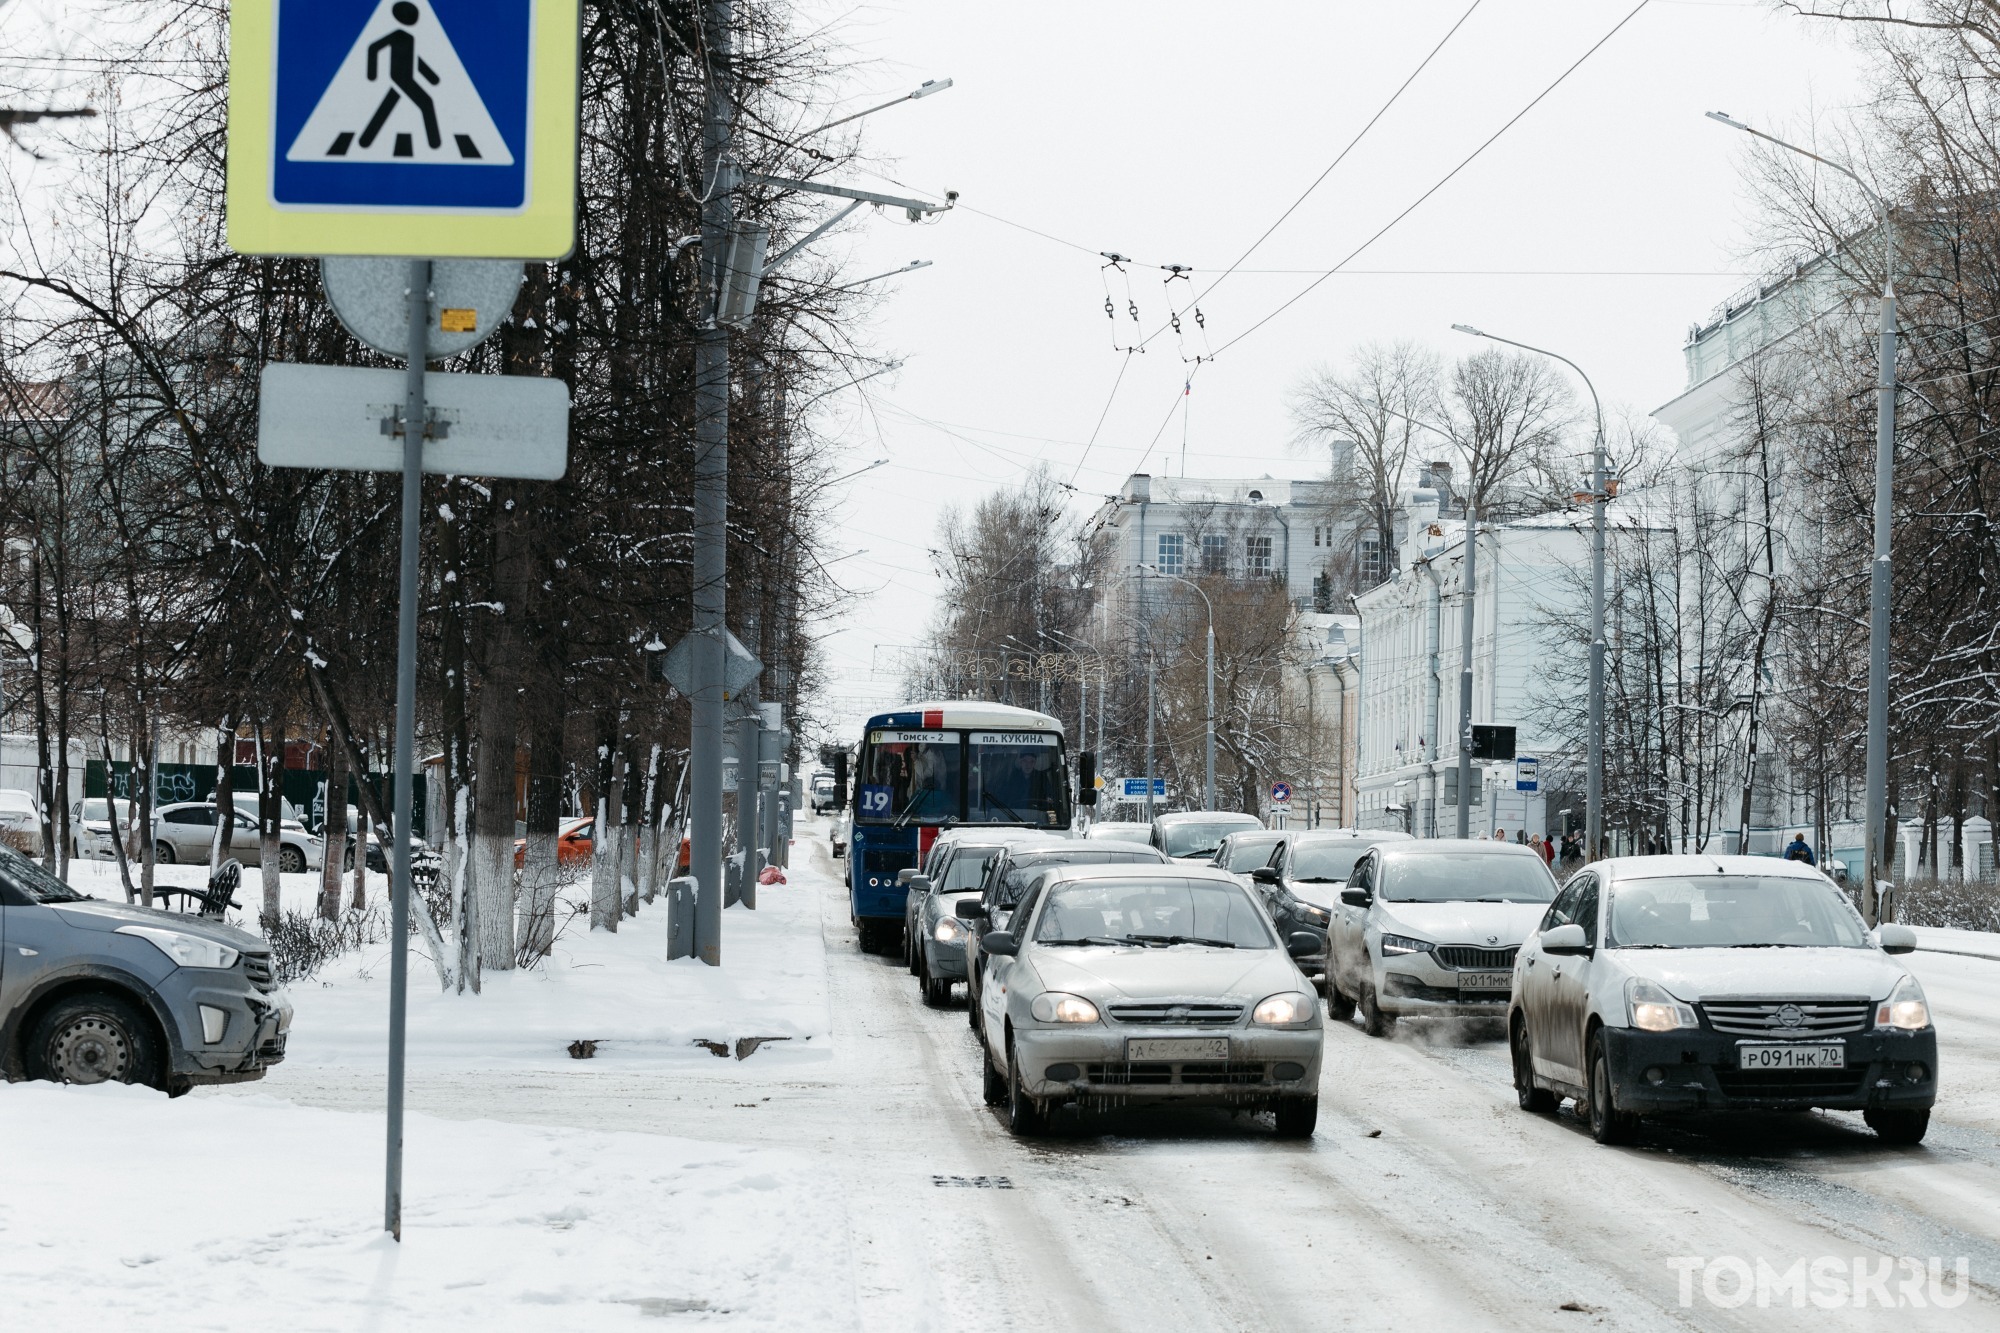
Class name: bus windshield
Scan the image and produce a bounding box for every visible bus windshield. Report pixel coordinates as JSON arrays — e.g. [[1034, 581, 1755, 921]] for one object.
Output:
[[968, 731, 1066, 826], [856, 731, 960, 824]]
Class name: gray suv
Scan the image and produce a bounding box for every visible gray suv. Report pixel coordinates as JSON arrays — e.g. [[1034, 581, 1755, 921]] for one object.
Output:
[[0, 846, 291, 1094]]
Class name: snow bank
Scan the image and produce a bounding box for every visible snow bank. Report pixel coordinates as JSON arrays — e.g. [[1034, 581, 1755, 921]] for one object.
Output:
[[0, 1082, 856, 1330]]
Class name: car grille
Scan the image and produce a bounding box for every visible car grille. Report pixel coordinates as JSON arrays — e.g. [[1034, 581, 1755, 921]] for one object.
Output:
[[242, 953, 276, 993], [1435, 945, 1517, 970], [1700, 999, 1871, 1037], [1105, 1002, 1243, 1026], [1714, 1067, 1869, 1100], [1085, 1061, 1270, 1086]]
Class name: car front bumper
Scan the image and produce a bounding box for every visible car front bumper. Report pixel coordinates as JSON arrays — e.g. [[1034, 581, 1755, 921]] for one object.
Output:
[[921, 933, 969, 979], [1014, 1025, 1322, 1104], [1379, 968, 1512, 1018], [168, 982, 293, 1084], [1602, 1025, 1938, 1113]]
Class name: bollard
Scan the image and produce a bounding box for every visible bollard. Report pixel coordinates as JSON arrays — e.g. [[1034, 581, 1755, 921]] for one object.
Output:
[[724, 849, 744, 908], [667, 875, 697, 960]]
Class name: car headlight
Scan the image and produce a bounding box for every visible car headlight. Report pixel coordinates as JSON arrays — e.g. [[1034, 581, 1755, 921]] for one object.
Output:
[[1030, 992, 1100, 1024], [1252, 991, 1317, 1026], [116, 925, 240, 971], [933, 916, 966, 944], [1626, 977, 1698, 1032], [1876, 974, 1930, 1031], [1298, 905, 1332, 929], [1380, 933, 1432, 956]]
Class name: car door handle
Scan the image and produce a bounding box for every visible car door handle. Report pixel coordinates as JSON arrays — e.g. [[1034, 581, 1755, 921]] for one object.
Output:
[[1551, 966, 1562, 979], [1525, 957, 1536, 968]]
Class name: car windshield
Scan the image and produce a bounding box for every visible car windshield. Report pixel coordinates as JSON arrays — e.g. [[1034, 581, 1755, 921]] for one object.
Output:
[[1379, 853, 1556, 903], [967, 732, 1067, 826], [81, 799, 134, 823], [1086, 824, 1151, 844], [1160, 818, 1260, 858], [940, 849, 998, 892], [1288, 841, 1370, 883], [1218, 836, 1283, 871], [1033, 877, 1275, 948], [0, 843, 85, 902], [1607, 875, 1868, 949]]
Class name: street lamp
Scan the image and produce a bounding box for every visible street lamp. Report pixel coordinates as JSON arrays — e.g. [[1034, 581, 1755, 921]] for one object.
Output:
[[1705, 111, 1898, 923], [1101, 603, 1160, 821], [823, 457, 889, 488], [1135, 564, 1216, 813], [1452, 323, 1607, 861]]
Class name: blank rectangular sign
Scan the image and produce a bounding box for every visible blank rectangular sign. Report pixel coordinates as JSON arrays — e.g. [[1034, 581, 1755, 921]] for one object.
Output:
[[257, 362, 569, 480]]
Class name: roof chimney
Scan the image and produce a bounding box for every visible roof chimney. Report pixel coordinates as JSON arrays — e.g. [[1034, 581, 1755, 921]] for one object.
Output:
[[1122, 473, 1152, 503]]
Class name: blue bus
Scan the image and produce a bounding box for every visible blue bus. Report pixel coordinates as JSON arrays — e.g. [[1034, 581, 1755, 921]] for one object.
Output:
[[843, 701, 1071, 953]]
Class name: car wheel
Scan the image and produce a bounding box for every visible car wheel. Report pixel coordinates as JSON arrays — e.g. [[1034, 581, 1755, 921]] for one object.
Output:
[[1273, 1096, 1319, 1139], [1864, 1108, 1930, 1145], [856, 920, 878, 954], [922, 974, 951, 1008], [28, 993, 162, 1090], [907, 925, 922, 975], [967, 986, 982, 1032], [1359, 982, 1395, 1038], [982, 1039, 1007, 1106], [153, 841, 177, 865], [1512, 1014, 1557, 1113], [1587, 1029, 1637, 1145], [279, 845, 307, 874], [1006, 1037, 1047, 1137], [1327, 985, 1355, 1022]]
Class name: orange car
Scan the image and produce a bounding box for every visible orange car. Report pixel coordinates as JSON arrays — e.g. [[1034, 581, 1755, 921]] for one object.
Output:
[[511, 817, 691, 873]]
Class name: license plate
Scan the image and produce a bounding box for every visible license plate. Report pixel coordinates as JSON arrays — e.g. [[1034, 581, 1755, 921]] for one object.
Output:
[[1457, 971, 1512, 992], [1127, 1037, 1229, 1061], [1738, 1041, 1845, 1070]]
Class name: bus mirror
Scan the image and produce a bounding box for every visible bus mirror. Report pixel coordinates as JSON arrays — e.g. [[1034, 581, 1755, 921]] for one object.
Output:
[[832, 751, 849, 809], [1077, 751, 1098, 808]]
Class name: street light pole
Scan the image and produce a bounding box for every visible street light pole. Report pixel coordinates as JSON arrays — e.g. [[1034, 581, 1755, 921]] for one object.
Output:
[[1456, 508, 1477, 839], [1705, 112, 1898, 923], [1452, 324, 1605, 860], [1135, 565, 1215, 812]]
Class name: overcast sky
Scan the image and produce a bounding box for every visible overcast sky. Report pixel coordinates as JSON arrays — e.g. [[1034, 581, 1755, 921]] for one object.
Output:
[[797, 0, 1872, 735]]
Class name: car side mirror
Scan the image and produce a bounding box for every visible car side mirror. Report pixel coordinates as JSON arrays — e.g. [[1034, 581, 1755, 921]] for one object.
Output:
[[1541, 922, 1590, 955], [1251, 866, 1280, 885], [907, 874, 931, 894], [1339, 887, 1370, 908], [896, 868, 918, 886], [982, 930, 1019, 957], [1286, 931, 1320, 958], [954, 900, 988, 922], [1875, 923, 1917, 955]]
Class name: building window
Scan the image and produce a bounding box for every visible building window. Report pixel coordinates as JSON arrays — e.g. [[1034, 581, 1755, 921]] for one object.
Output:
[[1358, 536, 1385, 584], [1157, 532, 1185, 577], [1313, 525, 1322, 548], [1245, 535, 1272, 578], [1200, 533, 1228, 575]]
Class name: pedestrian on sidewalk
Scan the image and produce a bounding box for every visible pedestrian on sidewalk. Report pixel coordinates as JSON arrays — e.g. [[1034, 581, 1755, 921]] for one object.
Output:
[[1784, 832, 1816, 866]]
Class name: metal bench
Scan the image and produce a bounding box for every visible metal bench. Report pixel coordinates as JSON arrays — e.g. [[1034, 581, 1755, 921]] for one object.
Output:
[[150, 859, 244, 918]]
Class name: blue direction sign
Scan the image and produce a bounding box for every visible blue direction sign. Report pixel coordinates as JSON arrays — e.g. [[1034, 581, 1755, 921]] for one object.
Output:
[[229, 0, 580, 259], [1515, 757, 1539, 792], [1121, 778, 1167, 799]]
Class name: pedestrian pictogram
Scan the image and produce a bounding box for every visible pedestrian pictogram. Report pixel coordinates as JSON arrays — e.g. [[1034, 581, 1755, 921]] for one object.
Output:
[[287, 1, 514, 166]]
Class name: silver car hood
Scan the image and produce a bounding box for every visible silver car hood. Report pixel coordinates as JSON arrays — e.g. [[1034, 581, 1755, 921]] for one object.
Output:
[[1618, 948, 1906, 1003], [1376, 900, 1547, 946], [1031, 945, 1300, 1003], [49, 899, 268, 950]]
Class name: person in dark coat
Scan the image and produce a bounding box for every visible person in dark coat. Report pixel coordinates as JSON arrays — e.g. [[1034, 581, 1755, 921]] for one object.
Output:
[[1784, 832, 1816, 866]]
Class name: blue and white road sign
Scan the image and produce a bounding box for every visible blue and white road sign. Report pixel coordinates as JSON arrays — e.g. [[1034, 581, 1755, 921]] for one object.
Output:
[[1515, 757, 1539, 792], [1270, 781, 1293, 804], [229, 0, 579, 258], [1121, 778, 1167, 799]]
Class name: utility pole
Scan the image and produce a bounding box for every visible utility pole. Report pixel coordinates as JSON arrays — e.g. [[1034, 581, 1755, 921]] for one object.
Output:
[[1456, 509, 1477, 839], [1145, 640, 1157, 822], [689, 0, 734, 965]]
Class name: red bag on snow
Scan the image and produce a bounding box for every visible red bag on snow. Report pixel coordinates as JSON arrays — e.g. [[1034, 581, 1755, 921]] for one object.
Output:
[[757, 866, 786, 885]]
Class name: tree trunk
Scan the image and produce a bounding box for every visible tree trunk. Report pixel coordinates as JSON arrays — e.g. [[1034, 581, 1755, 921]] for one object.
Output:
[[259, 718, 286, 928], [470, 481, 531, 970], [521, 705, 563, 959], [590, 725, 619, 931], [134, 731, 155, 907], [318, 727, 347, 921], [209, 715, 235, 873]]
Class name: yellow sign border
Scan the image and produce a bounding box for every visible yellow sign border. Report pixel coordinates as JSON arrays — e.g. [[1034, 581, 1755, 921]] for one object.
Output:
[[227, 0, 579, 259]]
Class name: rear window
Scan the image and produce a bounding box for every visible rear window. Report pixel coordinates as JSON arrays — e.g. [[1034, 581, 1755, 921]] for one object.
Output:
[[996, 848, 1157, 903], [1379, 852, 1556, 904], [1158, 818, 1262, 858], [939, 849, 997, 892], [1288, 841, 1370, 883], [1219, 836, 1283, 871]]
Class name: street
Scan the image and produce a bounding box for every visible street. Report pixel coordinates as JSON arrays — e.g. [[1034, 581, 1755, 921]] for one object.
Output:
[[205, 830, 2000, 1330]]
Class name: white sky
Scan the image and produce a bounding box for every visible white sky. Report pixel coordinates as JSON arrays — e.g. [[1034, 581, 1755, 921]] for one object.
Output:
[[802, 0, 1871, 736]]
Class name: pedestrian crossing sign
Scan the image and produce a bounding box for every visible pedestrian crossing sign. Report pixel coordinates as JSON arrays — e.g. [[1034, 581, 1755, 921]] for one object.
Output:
[[228, 0, 579, 259]]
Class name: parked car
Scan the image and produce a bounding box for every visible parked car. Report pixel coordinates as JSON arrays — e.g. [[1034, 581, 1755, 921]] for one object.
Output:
[[0, 787, 42, 856], [1509, 855, 1937, 1145], [71, 798, 138, 861], [152, 802, 326, 873], [809, 774, 839, 815], [831, 811, 851, 859], [512, 815, 597, 871], [963, 840, 1171, 1035], [1209, 829, 1289, 886], [1151, 811, 1264, 862], [1082, 821, 1152, 845], [1328, 839, 1558, 1035], [905, 830, 1054, 1005], [0, 843, 291, 1094], [964, 862, 1324, 1137]]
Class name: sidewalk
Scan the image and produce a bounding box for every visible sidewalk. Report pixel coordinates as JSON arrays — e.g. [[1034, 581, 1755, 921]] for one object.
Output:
[[1911, 925, 2000, 963]]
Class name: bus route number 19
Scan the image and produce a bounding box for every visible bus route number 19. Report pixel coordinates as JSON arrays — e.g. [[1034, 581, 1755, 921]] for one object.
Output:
[[859, 785, 892, 815]]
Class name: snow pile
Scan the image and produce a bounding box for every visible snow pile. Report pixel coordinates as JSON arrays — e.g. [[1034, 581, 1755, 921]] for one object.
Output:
[[0, 1083, 855, 1330]]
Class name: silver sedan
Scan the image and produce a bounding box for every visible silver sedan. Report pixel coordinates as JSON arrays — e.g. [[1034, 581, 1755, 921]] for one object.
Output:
[[966, 863, 1324, 1138]]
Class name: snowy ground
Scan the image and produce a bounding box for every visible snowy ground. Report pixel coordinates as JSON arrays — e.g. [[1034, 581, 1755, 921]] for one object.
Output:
[[9, 829, 2000, 1328]]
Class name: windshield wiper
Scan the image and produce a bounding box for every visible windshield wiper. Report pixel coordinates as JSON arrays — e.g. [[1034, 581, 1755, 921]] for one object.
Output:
[[1126, 932, 1236, 949], [1294, 876, 1339, 883], [1729, 942, 1806, 948], [1176, 845, 1222, 858], [1043, 935, 1125, 947]]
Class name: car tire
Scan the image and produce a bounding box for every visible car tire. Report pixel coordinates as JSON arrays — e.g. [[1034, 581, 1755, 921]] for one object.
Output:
[[1327, 985, 1355, 1023], [907, 926, 922, 975], [1864, 1108, 1930, 1145], [1274, 1096, 1318, 1139], [279, 845, 307, 874], [922, 974, 951, 1008], [982, 1040, 1007, 1106], [27, 992, 163, 1090], [1359, 982, 1395, 1038], [856, 920, 879, 954], [153, 841, 177, 865], [1512, 1015, 1557, 1113], [1006, 1037, 1047, 1137], [1587, 1029, 1637, 1145], [967, 986, 982, 1032]]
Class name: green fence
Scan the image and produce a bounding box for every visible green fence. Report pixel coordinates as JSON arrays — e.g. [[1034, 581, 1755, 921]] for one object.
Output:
[[83, 760, 427, 838]]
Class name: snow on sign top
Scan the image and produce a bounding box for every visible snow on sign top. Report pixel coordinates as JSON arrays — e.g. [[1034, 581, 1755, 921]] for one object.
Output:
[[227, 0, 579, 259], [285, 0, 515, 167]]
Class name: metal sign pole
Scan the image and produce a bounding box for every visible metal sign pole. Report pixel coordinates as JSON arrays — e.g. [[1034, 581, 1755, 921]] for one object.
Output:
[[384, 257, 430, 1240]]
